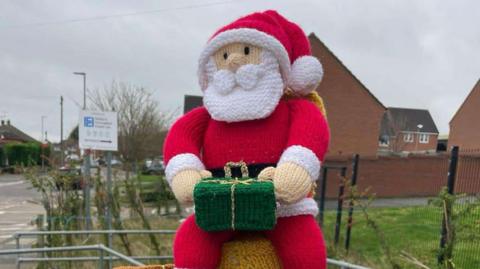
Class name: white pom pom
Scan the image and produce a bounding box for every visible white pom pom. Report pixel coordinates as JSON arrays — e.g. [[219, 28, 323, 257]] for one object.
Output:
[[288, 56, 323, 95]]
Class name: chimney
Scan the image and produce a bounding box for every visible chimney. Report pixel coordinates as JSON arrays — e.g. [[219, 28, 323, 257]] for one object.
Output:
[[1, 120, 4, 126], [7, 120, 10, 126]]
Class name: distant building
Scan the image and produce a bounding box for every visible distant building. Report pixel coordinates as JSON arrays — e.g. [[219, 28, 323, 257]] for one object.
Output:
[[449, 79, 480, 150], [184, 95, 203, 114], [0, 120, 38, 166], [309, 33, 386, 158], [378, 107, 439, 154], [0, 120, 38, 145], [52, 138, 79, 154], [437, 134, 449, 152]]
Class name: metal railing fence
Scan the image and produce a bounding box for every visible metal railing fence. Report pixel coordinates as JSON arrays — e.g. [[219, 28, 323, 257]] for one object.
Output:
[[5, 229, 371, 269], [0, 244, 144, 269], [13, 229, 175, 269]]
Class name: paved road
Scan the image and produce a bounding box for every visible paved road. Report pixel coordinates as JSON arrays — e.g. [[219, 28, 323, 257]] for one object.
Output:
[[0, 174, 44, 267]]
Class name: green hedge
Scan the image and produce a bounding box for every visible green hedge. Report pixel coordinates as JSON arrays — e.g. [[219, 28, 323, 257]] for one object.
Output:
[[4, 142, 50, 166], [0, 147, 5, 167]]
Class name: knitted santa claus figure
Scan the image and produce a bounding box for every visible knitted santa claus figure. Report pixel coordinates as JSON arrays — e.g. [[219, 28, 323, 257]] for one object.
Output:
[[164, 10, 329, 269]]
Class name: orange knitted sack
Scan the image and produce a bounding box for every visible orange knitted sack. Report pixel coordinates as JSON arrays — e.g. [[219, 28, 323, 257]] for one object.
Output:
[[283, 90, 327, 119]]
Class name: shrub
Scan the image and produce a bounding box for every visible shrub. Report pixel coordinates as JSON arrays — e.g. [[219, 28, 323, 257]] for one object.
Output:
[[0, 147, 5, 167], [4, 142, 50, 166]]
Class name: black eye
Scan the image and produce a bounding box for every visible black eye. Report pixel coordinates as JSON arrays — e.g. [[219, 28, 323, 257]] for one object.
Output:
[[223, 52, 228, 60], [244, 46, 250, 55]]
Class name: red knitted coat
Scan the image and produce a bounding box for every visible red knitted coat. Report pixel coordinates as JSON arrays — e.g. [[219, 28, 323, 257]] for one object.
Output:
[[164, 97, 329, 269], [165, 98, 328, 170]]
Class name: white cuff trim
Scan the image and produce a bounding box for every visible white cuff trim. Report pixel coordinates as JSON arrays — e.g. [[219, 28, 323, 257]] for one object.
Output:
[[276, 198, 319, 218], [278, 145, 321, 181], [165, 153, 204, 185]]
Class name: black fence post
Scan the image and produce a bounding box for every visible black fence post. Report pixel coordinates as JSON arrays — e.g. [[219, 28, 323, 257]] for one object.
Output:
[[318, 167, 328, 227], [334, 167, 347, 246], [446, 146, 459, 196], [438, 146, 459, 264], [345, 154, 359, 252]]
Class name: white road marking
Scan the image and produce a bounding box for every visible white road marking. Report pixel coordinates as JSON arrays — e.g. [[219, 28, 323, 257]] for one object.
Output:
[[0, 180, 25, 188], [0, 221, 19, 224], [1, 211, 43, 214], [0, 205, 16, 211], [0, 202, 29, 211], [0, 227, 31, 231], [0, 223, 29, 227]]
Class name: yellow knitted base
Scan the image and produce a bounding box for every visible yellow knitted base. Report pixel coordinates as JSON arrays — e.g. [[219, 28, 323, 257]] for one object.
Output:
[[114, 234, 280, 269], [114, 265, 174, 269], [219, 234, 281, 269]]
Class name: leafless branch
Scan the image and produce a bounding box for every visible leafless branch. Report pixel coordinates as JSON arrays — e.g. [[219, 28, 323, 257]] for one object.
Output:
[[89, 81, 177, 166]]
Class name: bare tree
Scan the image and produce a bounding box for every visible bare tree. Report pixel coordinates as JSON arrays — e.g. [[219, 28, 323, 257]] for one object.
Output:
[[90, 81, 176, 171]]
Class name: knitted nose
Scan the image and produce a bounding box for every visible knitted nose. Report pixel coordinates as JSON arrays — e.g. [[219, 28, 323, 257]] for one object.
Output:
[[226, 53, 245, 72]]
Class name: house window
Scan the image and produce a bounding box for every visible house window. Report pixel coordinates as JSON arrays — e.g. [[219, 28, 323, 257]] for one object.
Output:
[[419, 133, 429, 144], [379, 140, 390, 147], [379, 135, 390, 147], [403, 132, 414, 143]]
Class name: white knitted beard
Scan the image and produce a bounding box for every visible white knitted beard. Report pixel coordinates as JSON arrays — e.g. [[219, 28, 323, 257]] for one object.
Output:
[[203, 50, 284, 122]]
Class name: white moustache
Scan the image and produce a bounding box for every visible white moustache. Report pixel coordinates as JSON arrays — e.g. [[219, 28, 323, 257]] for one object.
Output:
[[211, 64, 265, 95]]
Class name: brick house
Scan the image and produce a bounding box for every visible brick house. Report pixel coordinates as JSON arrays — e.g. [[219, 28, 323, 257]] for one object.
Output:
[[378, 107, 439, 154], [309, 33, 386, 158], [0, 120, 37, 145], [0, 120, 39, 166], [449, 79, 480, 150]]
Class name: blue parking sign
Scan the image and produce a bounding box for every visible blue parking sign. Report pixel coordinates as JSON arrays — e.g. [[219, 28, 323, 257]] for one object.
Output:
[[84, 116, 94, 127]]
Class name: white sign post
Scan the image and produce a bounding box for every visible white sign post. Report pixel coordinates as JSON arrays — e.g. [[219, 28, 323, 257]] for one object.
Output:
[[79, 110, 118, 151], [79, 110, 118, 257]]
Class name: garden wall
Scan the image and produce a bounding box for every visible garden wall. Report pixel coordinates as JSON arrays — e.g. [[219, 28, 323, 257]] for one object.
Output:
[[323, 155, 453, 198]]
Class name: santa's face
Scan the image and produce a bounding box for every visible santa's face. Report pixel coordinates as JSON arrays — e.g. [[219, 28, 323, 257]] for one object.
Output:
[[203, 42, 284, 122]]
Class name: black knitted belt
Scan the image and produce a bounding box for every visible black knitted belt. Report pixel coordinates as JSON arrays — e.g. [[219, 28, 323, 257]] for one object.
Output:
[[209, 163, 276, 178]]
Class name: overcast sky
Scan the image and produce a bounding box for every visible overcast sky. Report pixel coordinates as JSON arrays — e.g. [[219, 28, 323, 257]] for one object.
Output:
[[1, 0, 479, 142]]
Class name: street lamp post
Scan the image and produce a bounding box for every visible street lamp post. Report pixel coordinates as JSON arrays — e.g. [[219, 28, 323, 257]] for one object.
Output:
[[41, 116, 47, 172], [73, 72, 86, 109], [74, 72, 91, 230], [60, 96, 64, 167]]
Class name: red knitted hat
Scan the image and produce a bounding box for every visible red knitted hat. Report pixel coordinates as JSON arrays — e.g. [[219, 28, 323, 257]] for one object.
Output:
[[198, 10, 323, 95]]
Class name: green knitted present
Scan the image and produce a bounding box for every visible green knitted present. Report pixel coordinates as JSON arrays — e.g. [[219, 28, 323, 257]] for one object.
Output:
[[193, 177, 276, 232]]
